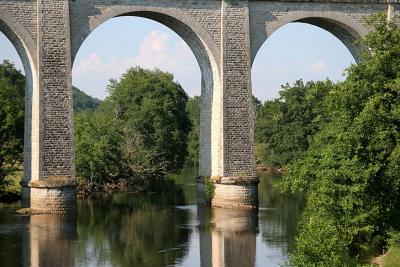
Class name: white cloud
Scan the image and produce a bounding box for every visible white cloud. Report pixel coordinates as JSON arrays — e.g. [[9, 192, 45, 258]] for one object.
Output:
[[309, 61, 327, 73], [73, 30, 200, 98], [73, 52, 106, 76]]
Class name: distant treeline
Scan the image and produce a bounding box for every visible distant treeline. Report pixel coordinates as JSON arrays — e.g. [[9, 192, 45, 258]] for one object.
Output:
[[72, 86, 101, 112]]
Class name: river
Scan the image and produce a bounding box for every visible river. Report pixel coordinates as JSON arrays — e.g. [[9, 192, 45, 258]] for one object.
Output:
[[0, 166, 305, 267]]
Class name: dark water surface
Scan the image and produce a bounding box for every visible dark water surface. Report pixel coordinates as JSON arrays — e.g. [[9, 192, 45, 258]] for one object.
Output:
[[0, 167, 305, 267]]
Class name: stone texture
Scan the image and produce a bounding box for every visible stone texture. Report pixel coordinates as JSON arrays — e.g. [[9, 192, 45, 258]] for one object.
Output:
[[212, 182, 259, 209], [0, 0, 396, 211], [24, 186, 77, 214]]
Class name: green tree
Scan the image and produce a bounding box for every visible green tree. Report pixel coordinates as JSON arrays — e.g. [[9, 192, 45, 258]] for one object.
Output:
[[186, 96, 200, 164], [280, 13, 400, 266], [75, 67, 191, 188], [254, 80, 333, 167], [74, 109, 123, 184], [0, 61, 25, 196]]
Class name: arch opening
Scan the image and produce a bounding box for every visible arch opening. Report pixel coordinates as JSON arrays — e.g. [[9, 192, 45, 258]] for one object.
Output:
[[252, 22, 356, 101], [295, 17, 362, 62], [71, 8, 222, 177], [0, 17, 38, 202], [251, 22, 356, 169], [252, 12, 368, 65]]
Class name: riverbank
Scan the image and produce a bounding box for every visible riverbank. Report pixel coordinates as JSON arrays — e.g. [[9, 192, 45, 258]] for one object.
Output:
[[372, 247, 400, 267], [256, 165, 285, 174], [1, 167, 163, 201], [382, 247, 400, 267], [0, 165, 22, 203]]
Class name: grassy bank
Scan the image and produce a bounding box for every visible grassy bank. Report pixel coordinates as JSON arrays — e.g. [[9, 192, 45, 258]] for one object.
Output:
[[0, 165, 23, 202], [383, 247, 400, 267]]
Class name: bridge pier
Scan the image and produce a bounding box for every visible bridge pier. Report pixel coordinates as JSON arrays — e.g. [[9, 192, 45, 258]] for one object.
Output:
[[20, 0, 76, 214], [212, 178, 259, 209], [206, 0, 259, 208], [22, 182, 76, 214]]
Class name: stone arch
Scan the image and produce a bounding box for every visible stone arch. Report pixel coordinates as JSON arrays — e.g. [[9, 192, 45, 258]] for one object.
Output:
[[71, 6, 222, 177], [0, 10, 39, 190], [252, 11, 369, 64]]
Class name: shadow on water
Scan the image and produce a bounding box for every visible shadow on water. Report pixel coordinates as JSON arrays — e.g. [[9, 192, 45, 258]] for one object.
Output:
[[0, 166, 305, 267]]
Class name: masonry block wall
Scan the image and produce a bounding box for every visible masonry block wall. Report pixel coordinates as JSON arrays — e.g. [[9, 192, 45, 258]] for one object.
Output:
[[222, 0, 256, 179], [0, 0, 397, 211], [39, 0, 74, 180]]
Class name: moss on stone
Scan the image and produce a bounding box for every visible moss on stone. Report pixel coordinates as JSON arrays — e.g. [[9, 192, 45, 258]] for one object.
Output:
[[203, 176, 215, 205], [29, 177, 76, 188], [16, 208, 43, 215]]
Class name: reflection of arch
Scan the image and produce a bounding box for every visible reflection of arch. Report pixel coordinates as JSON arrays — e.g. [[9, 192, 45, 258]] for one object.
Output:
[[252, 11, 369, 63], [72, 6, 223, 177], [0, 10, 38, 188]]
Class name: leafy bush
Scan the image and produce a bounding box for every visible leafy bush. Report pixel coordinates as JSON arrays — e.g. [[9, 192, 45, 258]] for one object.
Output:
[[203, 176, 215, 204]]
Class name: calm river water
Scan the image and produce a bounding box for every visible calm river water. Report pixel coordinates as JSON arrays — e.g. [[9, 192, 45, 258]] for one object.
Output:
[[0, 166, 304, 267]]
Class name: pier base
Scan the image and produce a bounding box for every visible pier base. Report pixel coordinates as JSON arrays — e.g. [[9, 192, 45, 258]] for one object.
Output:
[[197, 176, 259, 209], [21, 178, 76, 214]]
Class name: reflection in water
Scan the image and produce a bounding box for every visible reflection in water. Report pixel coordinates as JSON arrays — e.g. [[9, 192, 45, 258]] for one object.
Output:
[[0, 167, 305, 267], [75, 180, 191, 267], [198, 207, 258, 267], [258, 172, 305, 254], [24, 214, 77, 267]]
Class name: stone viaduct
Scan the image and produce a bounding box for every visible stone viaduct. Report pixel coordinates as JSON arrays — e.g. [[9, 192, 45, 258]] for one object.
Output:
[[0, 0, 397, 213]]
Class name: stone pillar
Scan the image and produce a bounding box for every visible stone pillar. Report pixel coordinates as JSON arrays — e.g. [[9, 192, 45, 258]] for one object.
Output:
[[388, 1, 396, 22], [211, 0, 259, 208], [21, 0, 76, 214]]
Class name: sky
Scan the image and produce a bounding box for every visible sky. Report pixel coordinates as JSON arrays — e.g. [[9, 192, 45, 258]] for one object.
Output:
[[0, 16, 355, 101]]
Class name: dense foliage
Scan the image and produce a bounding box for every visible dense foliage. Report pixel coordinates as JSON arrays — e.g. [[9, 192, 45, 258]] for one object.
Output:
[[72, 86, 101, 112], [254, 80, 334, 167], [186, 96, 200, 165], [74, 67, 191, 189], [279, 14, 400, 266], [0, 61, 24, 196]]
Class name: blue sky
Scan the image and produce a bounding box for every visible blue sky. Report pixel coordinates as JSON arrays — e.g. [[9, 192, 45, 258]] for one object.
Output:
[[0, 17, 355, 101]]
